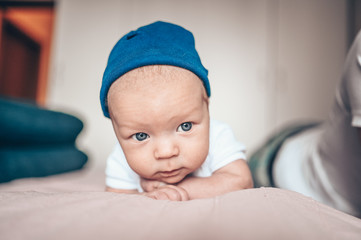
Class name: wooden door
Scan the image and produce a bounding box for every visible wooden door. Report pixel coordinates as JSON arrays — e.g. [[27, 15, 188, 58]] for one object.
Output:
[[0, 1, 54, 105]]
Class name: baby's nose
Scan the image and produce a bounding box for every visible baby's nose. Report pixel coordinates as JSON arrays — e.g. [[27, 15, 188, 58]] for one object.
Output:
[[154, 138, 179, 160]]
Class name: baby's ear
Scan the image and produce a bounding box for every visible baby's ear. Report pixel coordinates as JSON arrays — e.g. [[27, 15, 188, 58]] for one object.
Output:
[[106, 98, 116, 121], [203, 95, 210, 106]]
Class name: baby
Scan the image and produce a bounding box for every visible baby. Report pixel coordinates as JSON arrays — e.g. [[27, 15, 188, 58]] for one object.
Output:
[[100, 21, 253, 201]]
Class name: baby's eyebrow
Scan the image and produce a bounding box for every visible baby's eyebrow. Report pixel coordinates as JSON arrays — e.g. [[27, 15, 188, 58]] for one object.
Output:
[[117, 122, 149, 131]]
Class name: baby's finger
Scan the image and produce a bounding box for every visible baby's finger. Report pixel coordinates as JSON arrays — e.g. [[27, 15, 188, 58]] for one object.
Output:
[[164, 185, 189, 201], [144, 186, 189, 201], [157, 185, 190, 201], [176, 186, 189, 201], [141, 178, 166, 192], [145, 187, 181, 201], [144, 190, 169, 200]]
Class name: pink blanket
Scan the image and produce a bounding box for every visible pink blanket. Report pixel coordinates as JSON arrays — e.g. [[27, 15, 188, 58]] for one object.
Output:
[[1, 167, 360, 240]]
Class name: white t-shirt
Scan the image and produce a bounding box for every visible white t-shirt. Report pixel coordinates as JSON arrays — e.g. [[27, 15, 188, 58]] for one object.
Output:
[[273, 30, 361, 217], [106, 119, 246, 192]]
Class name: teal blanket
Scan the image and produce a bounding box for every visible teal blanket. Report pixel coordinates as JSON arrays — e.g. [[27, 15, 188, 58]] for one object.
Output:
[[0, 97, 87, 183]]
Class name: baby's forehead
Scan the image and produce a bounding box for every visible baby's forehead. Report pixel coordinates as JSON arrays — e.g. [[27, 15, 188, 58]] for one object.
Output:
[[109, 65, 204, 94]]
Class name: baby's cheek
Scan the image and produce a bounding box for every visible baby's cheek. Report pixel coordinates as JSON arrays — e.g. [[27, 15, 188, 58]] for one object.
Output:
[[129, 162, 153, 179], [184, 138, 209, 170], [125, 152, 154, 177]]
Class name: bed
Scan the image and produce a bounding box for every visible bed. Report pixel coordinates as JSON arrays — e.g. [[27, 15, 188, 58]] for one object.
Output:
[[1, 164, 361, 240]]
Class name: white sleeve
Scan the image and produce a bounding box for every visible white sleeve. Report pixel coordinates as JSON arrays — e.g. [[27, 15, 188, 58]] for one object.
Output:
[[208, 119, 247, 173], [105, 143, 140, 190], [343, 30, 361, 127]]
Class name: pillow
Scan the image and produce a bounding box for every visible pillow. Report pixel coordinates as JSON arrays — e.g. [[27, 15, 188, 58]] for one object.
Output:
[[0, 97, 84, 146]]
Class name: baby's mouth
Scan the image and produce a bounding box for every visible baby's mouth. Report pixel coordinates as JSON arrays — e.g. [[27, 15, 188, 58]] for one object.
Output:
[[159, 168, 182, 178]]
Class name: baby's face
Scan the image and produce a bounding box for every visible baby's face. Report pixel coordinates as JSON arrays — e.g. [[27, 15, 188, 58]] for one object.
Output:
[[108, 66, 210, 184]]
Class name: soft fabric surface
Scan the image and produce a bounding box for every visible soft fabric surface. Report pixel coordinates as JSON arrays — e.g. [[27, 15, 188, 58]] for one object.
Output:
[[0, 97, 88, 183], [0, 97, 84, 146], [0, 167, 360, 240], [249, 122, 319, 187], [0, 145, 87, 183]]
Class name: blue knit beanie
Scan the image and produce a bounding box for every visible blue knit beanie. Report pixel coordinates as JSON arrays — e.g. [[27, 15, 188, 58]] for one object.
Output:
[[100, 21, 210, 118]]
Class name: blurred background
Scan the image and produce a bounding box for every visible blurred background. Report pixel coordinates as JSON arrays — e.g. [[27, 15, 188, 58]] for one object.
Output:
[[0, 0, 360, 170]]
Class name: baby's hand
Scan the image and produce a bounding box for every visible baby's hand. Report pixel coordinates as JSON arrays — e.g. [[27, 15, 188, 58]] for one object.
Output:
[[143, 185, 189, 201], [140, 178, 166, 192]]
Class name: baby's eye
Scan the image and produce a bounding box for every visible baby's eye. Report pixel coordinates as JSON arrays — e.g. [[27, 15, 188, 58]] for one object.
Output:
[[177, 122, 193, 132], [132, 132, 149, 141]]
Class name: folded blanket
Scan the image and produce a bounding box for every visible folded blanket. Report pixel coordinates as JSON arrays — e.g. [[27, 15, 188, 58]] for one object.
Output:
[[0, 96, 88, 183], [249, 123, 318, 187], [0, 145, 87, 183], [0, 97, 83, 146]]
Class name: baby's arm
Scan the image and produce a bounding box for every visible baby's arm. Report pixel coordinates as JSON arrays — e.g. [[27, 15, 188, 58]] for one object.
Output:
[[106, 183, 189, 201], [177, 159, 253, 200]]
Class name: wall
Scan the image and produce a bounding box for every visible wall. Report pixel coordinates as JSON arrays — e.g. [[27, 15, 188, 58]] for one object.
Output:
[[47, 0, 347, 169]]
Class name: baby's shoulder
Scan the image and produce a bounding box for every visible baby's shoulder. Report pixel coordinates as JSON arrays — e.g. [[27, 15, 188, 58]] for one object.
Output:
[[209, 119, 235, 140]]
